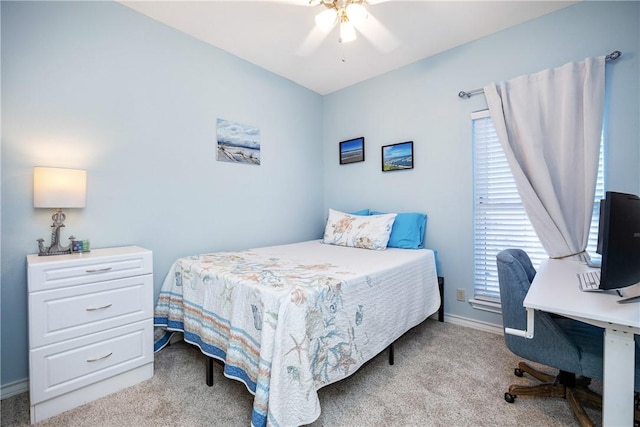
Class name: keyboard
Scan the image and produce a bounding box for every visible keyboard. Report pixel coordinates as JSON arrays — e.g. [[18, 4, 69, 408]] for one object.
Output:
[[577, 270, 601, 291]]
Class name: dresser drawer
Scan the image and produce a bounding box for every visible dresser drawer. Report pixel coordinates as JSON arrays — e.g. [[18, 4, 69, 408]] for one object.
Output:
[[29, 319, 153, 404], [28, 247, 152, 291], [29, 275, 153, 348]]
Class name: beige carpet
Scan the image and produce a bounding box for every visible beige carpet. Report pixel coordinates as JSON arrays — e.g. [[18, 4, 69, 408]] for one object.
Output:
[[0, 319, 602, 426]]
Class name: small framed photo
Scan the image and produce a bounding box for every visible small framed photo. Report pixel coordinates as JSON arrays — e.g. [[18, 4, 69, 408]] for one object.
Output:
[[339, 137, 365, 165], [382, 141, 414, 172]]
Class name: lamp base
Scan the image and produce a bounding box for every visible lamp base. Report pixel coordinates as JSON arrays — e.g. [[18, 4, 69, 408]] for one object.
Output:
[[37, 237, 76, 256], [37, 239, 74, 256], [36, 209, 76, 256]]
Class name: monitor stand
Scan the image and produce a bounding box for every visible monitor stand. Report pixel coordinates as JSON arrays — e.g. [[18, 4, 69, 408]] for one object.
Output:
[[585, 258, 601, 268], [617, 282, 640, 304]]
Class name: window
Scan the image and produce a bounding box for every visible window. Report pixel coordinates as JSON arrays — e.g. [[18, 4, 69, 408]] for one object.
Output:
[[472, 110, 604, 311]]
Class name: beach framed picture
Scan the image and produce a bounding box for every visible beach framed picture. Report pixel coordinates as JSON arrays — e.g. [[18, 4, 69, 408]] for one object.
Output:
[[339, 137, 365, 165], [381, 141, 413, 172], [216, 118, 261, 165]]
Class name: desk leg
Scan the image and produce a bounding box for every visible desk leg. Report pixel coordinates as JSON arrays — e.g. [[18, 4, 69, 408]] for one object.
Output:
[[602, 328, 635, 427]]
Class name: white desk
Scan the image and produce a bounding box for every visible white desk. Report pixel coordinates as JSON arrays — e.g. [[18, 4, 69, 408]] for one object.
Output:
[[524, 259, 639, 426]]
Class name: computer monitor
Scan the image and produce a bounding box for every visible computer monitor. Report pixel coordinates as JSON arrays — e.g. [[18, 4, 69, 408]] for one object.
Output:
[[596, 200, 605, 255], [597, 191, 640, 290]]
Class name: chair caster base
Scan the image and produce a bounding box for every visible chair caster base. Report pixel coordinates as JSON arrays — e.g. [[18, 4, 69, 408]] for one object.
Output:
[[505, 392, 516, 403]]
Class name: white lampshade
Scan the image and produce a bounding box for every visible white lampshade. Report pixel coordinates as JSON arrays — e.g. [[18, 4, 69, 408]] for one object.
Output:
[[34, 167, 87, 208], [339, 20, 356, 43], [345, 3, 367, 26], [315, 8, 337, 33]]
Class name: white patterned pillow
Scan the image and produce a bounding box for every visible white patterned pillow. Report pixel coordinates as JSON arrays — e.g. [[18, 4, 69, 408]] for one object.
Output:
[[322, 209, 397, 250]]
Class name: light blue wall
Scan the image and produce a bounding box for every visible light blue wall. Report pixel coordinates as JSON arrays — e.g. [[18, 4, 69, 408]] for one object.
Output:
[[2, 0, 639, 392], [1, 1, 324, 387], [323, 1, 639, 326]]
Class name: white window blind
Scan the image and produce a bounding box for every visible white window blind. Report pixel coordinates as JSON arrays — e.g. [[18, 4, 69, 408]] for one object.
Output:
[[472, 110, 604, 304]]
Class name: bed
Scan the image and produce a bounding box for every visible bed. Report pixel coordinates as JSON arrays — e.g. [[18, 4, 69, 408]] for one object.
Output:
[[154, 211, 441, 427]]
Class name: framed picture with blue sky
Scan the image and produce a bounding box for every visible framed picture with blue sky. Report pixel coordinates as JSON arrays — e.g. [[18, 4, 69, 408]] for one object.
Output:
[[339, 137, 365, 164], [382, 141, 413, 172]]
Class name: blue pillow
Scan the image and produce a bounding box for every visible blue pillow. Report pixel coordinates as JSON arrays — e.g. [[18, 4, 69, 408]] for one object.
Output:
[[370, 211, 427, 249], [350, 209, 370, 216]]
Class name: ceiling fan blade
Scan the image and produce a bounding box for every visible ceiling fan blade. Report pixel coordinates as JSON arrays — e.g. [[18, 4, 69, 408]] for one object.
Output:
[[355, 13, 398, 53], [296, 25, 332, 56], [202, 0, 317, 4], [219, 0, 310, 3], [277, 0, 324, 5]]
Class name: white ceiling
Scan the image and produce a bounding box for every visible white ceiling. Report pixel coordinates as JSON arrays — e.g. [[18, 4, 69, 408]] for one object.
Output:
[[118, 0, 576, 95]]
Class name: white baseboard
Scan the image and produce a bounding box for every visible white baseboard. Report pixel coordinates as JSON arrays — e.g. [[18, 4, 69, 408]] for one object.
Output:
[[444, 313, 504, 336], [1, 378, 29, 400]]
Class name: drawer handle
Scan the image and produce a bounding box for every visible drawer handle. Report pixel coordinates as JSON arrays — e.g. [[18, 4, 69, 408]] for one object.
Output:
[[86, 352, 113, 362], [85, 267, 113, 273], [86, 304, 113, 312]]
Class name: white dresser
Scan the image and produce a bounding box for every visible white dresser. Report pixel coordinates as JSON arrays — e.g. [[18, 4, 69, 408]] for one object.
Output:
[[27, 246, 154, 424]]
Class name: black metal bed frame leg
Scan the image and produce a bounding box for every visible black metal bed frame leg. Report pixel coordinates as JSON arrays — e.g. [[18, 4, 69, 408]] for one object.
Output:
[[388, 343, 394, 365], [438, 276, 444, 322], [206, 356, 214, 386]]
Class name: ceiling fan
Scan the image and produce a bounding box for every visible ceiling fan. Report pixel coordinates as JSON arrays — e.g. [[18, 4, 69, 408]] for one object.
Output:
[[313, 0, 368, 43], [298, 0, 398, 56]]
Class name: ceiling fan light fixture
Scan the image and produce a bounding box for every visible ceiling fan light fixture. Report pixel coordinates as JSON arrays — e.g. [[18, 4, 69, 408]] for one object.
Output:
[[345, 3, 367, 26], [315, 8, 338, 33], [339, 19, 356, 43]]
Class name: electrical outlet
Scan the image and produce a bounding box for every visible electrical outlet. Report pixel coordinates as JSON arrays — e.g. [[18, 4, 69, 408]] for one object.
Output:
[[456, 288, 466, 302]]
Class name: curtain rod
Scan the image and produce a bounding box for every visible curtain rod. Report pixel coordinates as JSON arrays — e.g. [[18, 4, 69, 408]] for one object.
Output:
[[457, 50, 622, 99]]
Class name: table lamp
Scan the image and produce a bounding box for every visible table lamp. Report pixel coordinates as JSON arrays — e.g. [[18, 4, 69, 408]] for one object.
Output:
[[34, 167, 87, 256]]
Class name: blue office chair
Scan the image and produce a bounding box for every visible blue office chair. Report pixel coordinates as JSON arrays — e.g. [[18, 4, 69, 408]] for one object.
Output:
[[497, 249, 606, 426]]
